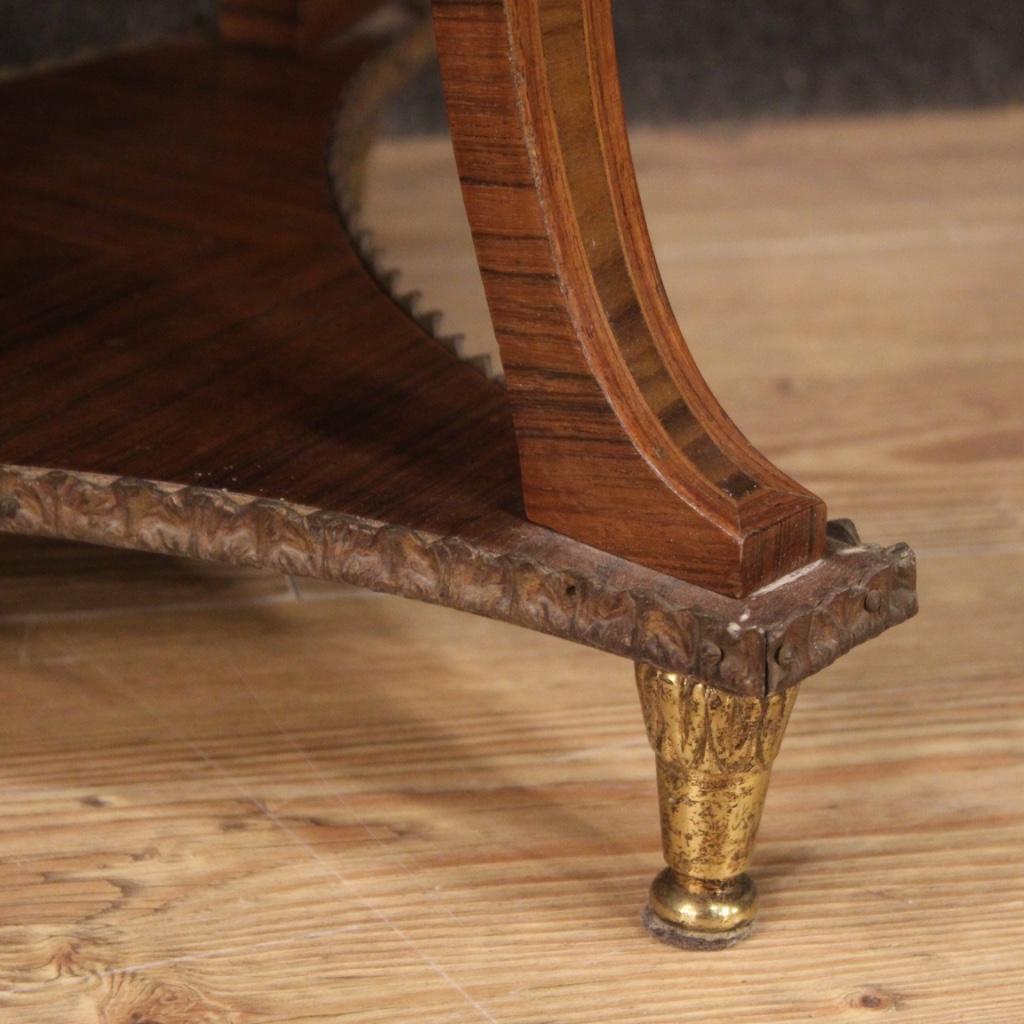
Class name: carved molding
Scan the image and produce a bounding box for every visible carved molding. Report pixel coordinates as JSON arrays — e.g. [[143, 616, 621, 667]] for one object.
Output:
[[763, 536, 918, 691], [0, 465, 916, 696]]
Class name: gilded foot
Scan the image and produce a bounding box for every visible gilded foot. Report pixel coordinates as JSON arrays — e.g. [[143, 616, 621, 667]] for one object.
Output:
[[635, 664, 799, 949]]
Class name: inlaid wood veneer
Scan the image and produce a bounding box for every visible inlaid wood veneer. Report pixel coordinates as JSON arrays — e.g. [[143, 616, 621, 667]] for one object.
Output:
[[435, 0, 826, 597]]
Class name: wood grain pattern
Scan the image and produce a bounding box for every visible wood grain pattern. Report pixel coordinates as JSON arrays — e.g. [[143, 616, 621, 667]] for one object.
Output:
[[0, 40, 914, 695], [0, 100, 1020, 1021], [434, 0, 826, 596]]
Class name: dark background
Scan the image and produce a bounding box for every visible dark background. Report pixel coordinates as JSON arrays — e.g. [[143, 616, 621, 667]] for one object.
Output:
[[0, 0, 215, 68], [2, 0, 1023, 122]]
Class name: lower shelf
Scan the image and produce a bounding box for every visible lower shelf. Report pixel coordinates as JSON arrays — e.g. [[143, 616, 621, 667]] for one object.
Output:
[[0, 40, 915, 694]]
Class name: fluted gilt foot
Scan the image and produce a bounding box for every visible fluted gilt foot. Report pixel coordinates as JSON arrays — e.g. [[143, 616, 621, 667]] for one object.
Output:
[[635, 663, 800, 950]]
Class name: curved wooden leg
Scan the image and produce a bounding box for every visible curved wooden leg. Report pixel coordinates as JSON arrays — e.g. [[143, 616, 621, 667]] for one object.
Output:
[[434, 0, 826, 598], [635, 663, 800, 949]]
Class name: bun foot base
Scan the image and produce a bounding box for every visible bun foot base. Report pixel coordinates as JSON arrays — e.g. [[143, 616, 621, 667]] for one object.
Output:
[[642, 868, 757, 950]]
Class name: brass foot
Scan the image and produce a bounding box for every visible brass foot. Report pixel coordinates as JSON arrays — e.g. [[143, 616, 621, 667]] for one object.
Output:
[[635, 664, 800, 950], [643, 868, 757, 949]]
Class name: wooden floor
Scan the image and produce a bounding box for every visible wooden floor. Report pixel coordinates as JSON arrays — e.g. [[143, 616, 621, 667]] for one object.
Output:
[[2, 103, 1022, 1020]]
